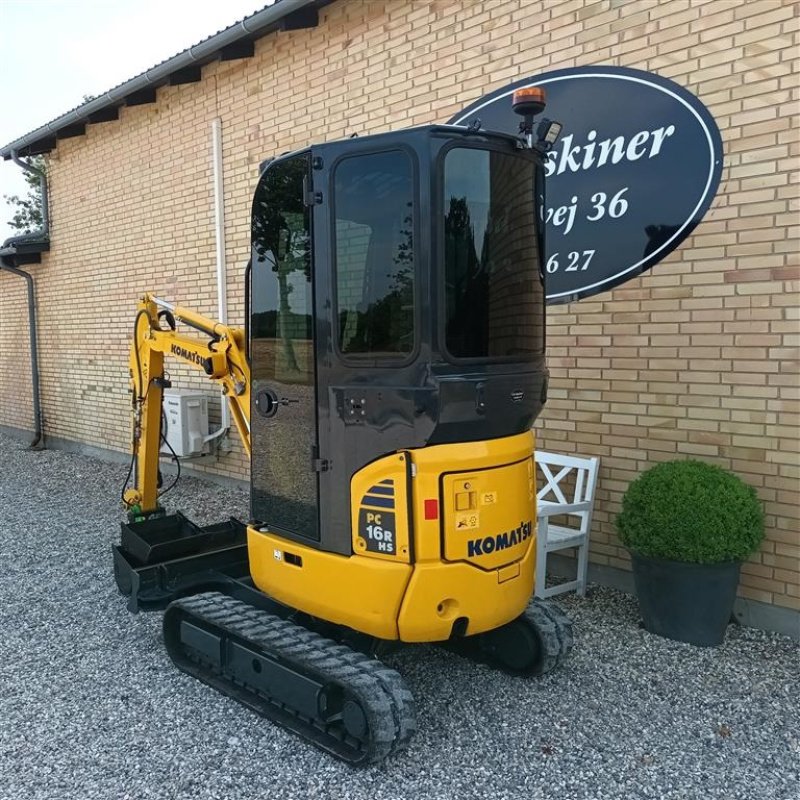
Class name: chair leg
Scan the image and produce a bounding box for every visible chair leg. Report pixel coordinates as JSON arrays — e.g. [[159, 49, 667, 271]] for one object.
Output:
[[576, 538, 589, 596], [535, 517, 547, 599]]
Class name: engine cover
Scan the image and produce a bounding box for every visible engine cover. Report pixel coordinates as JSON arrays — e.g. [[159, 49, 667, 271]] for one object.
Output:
[[442, 457, 535, 570]]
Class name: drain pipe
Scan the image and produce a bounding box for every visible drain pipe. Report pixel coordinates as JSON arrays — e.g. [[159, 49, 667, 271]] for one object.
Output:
[[204, 118, 230, 449], [0, 263, 43, 448]]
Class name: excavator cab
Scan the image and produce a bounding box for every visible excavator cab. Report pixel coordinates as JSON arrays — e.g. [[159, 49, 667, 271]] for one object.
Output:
[[247, 126, 550, 641]]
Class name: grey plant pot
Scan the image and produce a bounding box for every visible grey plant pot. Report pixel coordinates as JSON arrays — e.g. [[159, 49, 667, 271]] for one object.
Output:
[[629, 551, 741, 647]]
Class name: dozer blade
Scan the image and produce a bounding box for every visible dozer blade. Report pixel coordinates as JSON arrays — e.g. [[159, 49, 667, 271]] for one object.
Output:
[[113, 514, 249, 612], [163, 592, 416, 764]]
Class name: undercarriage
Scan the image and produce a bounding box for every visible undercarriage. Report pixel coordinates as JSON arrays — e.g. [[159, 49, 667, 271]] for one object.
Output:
[[114, 511, 572, 763]]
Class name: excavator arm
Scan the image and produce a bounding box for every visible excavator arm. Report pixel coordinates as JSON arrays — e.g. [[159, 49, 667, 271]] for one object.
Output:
[[124, 293, 250, 516]]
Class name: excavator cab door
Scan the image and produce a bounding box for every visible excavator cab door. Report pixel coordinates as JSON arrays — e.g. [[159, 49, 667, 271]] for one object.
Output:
[[250, 152, 320, 540], [250, 139, 426, 554]]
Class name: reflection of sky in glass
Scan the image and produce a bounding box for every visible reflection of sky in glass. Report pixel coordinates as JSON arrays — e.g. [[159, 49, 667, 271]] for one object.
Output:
[[257, 249, 309, 315], [445, 149, 490, 255], [287, 270, 309, 314]]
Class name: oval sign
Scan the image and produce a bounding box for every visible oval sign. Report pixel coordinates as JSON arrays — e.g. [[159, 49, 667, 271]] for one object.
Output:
[[449, 67, 724, 304]]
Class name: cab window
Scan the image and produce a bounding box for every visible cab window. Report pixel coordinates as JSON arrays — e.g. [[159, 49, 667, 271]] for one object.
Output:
[[443, 146, 544, 360], [333, 150, 415, 359]]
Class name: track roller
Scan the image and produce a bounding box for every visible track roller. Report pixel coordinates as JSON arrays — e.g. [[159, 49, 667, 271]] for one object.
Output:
[[163, 592, 415, 764]]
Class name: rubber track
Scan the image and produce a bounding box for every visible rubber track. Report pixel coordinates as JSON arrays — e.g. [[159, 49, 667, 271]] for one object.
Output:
[[522, 599, 574, 676], [164, 592, 415, 764]]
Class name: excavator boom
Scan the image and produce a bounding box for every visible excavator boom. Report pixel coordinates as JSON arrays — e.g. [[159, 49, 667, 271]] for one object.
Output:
[[124, 293, 251, 515]]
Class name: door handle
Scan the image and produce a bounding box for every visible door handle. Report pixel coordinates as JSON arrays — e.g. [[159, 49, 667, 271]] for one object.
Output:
[[256, 388, 300, 417], [475, 382, 487, 415]]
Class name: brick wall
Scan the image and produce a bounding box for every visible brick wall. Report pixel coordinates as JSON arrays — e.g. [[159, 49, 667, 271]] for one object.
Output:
[[0, 278, 33, 431], [0, 0, 797, 611]]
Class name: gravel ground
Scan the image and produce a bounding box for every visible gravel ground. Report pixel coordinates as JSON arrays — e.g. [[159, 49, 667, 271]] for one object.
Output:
[[0, 431, 797, 800]]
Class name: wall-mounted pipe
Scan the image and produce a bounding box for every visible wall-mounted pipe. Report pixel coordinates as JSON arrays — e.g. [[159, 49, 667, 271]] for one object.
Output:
[[0, 264, 43, 448], [204, 118, 230, 447]]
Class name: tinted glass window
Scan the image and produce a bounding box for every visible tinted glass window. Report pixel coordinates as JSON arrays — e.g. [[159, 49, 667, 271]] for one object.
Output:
[[334, 150, 414, 358], [250, 153, 318, 539], [251, 155, 313, 384], [443, 147, 544, 359]]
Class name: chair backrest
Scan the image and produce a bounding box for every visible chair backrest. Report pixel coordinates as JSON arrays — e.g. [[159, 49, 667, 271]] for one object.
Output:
[[535, 451, 599, 509]]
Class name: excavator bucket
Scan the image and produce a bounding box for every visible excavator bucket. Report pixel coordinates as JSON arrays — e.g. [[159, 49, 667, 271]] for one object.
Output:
[[113, 511, 249, 612]]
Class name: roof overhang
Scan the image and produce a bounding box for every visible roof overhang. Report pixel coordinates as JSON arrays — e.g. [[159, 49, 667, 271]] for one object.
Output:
[[1, 0, 326, 159], [0, 234, 50, 268]]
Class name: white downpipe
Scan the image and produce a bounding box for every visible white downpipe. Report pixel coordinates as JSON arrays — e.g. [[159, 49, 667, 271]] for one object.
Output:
[[205, 117, 230, 445]]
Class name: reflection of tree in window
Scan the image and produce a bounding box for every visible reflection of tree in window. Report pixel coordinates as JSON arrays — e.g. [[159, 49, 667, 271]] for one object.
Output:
[[445, 196, 489, 357], [443, 147, 543, 359], [334, 151, 415, 358], [251, 157, 310, 377], [340, 204, 413, 354]]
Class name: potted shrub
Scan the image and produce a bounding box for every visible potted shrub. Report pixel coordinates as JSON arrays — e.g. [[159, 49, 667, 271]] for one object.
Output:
[[617, 459, 764, 646]]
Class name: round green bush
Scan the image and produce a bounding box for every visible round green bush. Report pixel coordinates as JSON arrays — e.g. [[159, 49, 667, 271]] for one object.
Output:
[[617, 460, 764, 564]]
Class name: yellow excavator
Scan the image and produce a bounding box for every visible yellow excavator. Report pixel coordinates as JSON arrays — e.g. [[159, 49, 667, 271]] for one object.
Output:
[[114, 88, 572, 763]]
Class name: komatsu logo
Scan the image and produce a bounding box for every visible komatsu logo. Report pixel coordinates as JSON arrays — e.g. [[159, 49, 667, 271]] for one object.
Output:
[[170, 344, 207, 368], [467, 520, 532, 557]]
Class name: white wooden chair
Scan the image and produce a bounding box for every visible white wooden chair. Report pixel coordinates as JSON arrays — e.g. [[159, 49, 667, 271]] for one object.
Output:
[[534, 451, 600, 598]]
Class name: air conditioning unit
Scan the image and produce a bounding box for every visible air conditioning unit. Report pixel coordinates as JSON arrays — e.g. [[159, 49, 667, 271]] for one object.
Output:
[[161, 390, 209, 457]]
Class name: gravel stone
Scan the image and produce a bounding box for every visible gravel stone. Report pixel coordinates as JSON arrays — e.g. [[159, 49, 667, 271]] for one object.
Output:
[[1, 432, 797, 800]]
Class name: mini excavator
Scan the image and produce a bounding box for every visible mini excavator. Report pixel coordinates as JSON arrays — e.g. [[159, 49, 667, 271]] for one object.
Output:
[[114, 88, 573, 764]]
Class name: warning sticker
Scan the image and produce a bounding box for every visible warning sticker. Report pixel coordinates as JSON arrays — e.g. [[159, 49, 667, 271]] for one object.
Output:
[[481, 492, 497, 505], [456, 512, 480, 531]]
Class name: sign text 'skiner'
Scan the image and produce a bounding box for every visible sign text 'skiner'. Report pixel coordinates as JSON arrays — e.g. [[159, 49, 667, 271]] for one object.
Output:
[[544, 125, 676, 177]]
